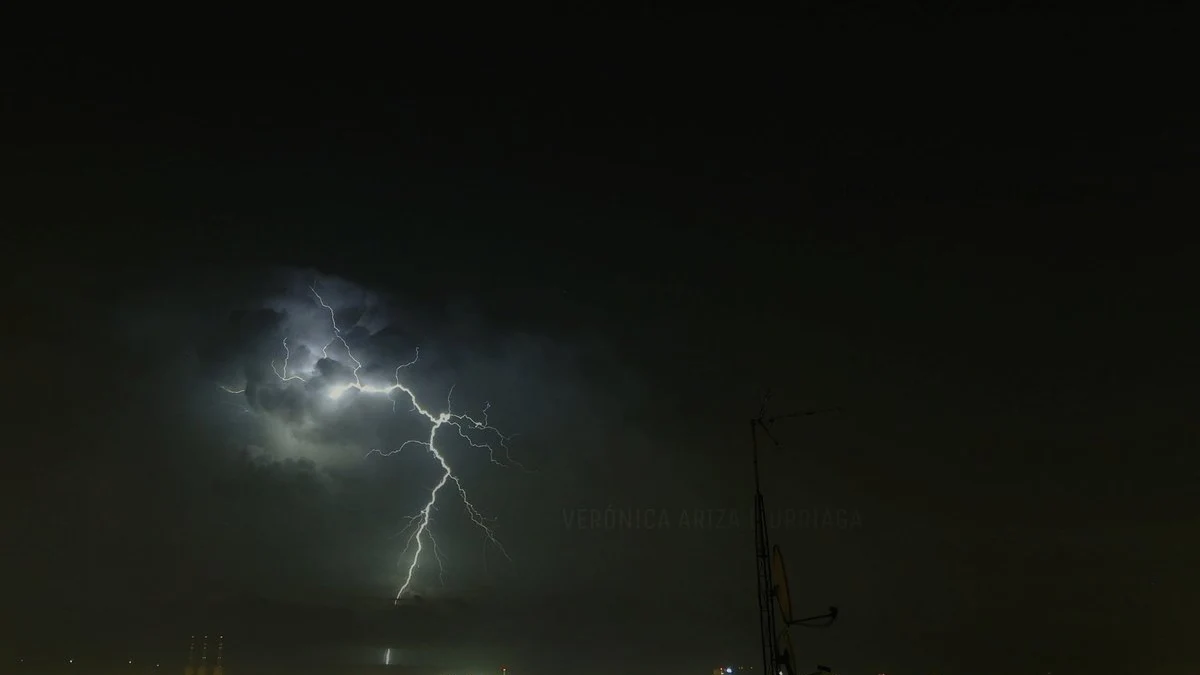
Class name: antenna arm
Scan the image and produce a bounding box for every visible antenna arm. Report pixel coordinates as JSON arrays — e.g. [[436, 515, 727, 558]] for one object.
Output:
[[788, 606, 839, 626]]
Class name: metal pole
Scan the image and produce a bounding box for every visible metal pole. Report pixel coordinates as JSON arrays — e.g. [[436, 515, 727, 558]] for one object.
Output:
[[753, 405, 836, 675], [753, 419, 778, 675]]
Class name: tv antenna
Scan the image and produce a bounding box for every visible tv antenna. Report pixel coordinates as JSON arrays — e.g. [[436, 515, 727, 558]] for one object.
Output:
[[751, 391, 839, 675]]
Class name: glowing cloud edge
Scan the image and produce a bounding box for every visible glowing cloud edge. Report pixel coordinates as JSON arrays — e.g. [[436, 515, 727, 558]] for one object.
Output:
[[220, 285, 521, 607]]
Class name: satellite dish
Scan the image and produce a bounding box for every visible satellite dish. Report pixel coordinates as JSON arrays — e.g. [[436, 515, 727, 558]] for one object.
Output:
[[771, 545, 794, 624], [776, 628, 797, 675]]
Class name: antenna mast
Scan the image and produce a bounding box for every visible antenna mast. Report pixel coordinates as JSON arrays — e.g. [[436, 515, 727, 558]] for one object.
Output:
[[751, 394, 837, 674], [752, 400, 776, 675]]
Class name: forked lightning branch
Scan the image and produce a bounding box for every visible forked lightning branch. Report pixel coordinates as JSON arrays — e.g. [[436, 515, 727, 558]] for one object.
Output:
[[221, 286, 518, 604]]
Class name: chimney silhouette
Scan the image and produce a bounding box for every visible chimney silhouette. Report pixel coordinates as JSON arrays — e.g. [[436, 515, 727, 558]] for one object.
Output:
[[183, 636, 196, 675], [213, 636, 224, 675], [197, 636, 209, 675]]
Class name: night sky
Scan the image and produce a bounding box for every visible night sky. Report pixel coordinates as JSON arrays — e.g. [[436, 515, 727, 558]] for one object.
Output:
[[3, 7, 1199, 675]]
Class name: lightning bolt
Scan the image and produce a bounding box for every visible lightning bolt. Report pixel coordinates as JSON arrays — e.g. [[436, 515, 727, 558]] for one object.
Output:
[[270, 337, 307, 382], [221, 285, 520, 607]]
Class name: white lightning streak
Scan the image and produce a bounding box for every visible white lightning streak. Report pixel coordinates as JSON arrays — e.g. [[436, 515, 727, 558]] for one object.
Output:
[[220, 285, 520, 607], [270, 337, 306, 382]]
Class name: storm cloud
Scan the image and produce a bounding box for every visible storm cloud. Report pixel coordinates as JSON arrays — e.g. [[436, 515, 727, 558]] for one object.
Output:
[[8, 261, 654, 664]]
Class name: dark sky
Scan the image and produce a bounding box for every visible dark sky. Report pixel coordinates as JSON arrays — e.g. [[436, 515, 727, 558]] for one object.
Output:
[[3, 7, 1199, 675]]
